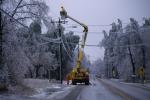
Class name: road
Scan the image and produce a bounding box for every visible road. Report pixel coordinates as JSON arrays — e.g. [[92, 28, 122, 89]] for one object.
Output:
[[0, 78, 150, 100], [99, 79, 150, 100], [56, 79, 124, 100]]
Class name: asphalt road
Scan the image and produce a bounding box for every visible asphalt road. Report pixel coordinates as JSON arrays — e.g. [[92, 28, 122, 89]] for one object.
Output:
[[99, 79, 150, 100], [1, 78, 150, 100], [54, 79, 124, 100], [56, 85, 85, 100]]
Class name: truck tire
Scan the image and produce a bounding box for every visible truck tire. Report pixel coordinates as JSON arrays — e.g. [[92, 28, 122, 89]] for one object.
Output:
[[85, 79, 89, 85], [72, 80, 76, 85]]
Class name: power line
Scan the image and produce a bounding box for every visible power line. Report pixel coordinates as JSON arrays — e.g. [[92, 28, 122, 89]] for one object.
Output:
[[36, 39, 147, 49], [65, 24, 111, 27], [65, 30, 103, 34], [62, 34, 73, 55], [1, 8, 144, 49], [65, 22, 130, 27], [54, 19, 73, 61], [61, 38, 73, 61], [65, 19, 146, 27], [102, 43, 146, 49], [88, 24, 112, 26]]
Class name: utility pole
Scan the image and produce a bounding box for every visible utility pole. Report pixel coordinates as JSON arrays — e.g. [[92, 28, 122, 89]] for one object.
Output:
[[58, 18, 63, 84], [51, 18, 67, 84]]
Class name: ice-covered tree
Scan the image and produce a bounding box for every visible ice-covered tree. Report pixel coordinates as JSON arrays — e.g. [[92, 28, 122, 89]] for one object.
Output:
[[100, 18, 150, 81]]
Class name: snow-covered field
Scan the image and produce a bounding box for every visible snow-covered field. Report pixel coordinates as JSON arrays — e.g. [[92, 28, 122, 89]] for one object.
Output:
[[31, 83, 75, 99], [23, 79, 75, 99]]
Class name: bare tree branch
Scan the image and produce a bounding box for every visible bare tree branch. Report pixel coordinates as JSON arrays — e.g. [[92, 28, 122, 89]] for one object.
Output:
[[12, 0, 24, 17], [16, 16, 33, 21], [0, 8, 29, 29], [18, 3, 38, 8], [16, 11, 40, 17]]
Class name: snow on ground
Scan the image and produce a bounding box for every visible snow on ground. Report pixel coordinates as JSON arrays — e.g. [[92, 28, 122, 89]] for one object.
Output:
[[46, 85, 75, 100], [31, 84, 75, 99], [0, 79, 75, 100], [24, 79, 75, 99], [76, 79, 124, 100], [23, 79, 60, 89]]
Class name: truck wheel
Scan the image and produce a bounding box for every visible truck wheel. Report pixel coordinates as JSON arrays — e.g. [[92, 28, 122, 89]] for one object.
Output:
[[72, 80, 76, 85], [85, 80, 89, 85]]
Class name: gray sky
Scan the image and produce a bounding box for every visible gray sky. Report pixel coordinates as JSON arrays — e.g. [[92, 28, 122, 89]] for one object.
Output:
[[46, 0, 150, 62]]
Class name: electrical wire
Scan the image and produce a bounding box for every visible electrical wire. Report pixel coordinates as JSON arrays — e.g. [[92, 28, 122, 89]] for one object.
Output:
[[62, 34, 73, 55], [64, 22, 130, 27], [65, 30, 103, 34], [61, 38, 73, 61], [36, 38, 147, 49]]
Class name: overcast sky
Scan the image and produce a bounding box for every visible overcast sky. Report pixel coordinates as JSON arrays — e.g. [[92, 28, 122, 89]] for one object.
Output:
[[46, 0, 150, 62]]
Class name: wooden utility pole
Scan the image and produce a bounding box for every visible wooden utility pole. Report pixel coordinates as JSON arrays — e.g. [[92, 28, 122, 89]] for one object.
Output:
[[58, 18, 63, 84], [51, 19, 67, 84], [0, 1, 3, 68]]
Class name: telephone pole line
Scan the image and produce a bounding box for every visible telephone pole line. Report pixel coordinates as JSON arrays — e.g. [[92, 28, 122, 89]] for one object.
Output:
[[52, 18, 67, 84], [58, 18, 63, 84]]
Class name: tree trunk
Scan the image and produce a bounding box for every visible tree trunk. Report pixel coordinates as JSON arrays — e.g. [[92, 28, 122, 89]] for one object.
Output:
[[35, 65, 41, 78], [0, 3, 2, 68]]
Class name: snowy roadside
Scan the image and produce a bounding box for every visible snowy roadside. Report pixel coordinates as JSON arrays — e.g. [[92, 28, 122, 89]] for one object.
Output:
[[31, 83, 75, 99], [0, 79, 75, 100], [23, 79, 75, 99]]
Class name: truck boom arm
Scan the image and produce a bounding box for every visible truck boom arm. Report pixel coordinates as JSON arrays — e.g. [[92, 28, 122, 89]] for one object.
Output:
[[60, 6, 88, 68]]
